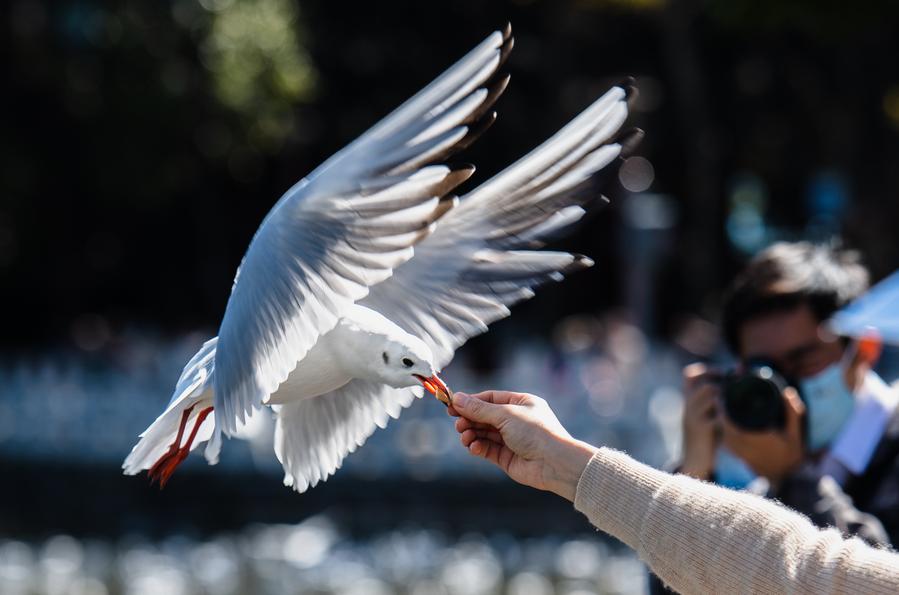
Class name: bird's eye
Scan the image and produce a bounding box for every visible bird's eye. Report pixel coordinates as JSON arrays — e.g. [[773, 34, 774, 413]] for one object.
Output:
[[382, 352, 389, 364], [402, 357, 414, 368]]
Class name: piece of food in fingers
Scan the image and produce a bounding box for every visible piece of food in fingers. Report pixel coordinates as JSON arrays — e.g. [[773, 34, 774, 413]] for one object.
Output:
[[437, 384, 454, 406], [415, 373, 453, 406]]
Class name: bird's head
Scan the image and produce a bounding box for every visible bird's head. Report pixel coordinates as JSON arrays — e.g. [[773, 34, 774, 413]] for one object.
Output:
[[378, 334, 451, 403]]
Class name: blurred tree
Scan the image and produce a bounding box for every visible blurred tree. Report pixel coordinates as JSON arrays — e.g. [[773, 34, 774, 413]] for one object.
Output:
[[198, 0, 317, 152]]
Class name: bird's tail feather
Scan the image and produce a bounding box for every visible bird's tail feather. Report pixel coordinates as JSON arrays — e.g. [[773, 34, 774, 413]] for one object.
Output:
[[122, 337, 221, 475]]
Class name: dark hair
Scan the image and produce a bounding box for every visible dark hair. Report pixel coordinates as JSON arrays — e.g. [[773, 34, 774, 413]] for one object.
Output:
[[722, 241, 869, 354]]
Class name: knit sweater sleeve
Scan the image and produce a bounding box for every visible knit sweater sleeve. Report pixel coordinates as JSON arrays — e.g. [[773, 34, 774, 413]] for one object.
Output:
[[574, 447, 899, 595]]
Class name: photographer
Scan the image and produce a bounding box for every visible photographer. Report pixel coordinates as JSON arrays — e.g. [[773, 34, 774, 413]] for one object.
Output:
[[678, 242, 899, 545]]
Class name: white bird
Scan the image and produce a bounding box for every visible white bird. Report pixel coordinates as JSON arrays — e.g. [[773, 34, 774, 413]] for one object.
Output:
[[123, 24, 640, 492]]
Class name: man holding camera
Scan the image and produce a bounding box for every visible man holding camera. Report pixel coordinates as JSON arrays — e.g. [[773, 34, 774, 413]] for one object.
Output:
[[679, 242, 899, 546]]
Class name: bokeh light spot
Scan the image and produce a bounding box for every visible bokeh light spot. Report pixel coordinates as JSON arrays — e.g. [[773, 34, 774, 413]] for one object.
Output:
[[618, 156, 655, 192]]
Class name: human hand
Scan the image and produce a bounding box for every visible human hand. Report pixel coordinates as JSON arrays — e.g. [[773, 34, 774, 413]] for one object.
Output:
[[447, 390, 597, 502], [680, 363, 721, 480]]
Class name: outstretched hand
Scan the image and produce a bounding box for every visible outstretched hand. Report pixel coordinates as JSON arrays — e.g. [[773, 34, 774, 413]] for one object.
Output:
[[447, 390, 597, 502]]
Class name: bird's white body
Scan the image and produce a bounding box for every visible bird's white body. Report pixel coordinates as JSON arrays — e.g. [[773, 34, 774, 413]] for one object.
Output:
[[271, 335, 353, 403], [123, 24, 639, 492], [267, 304, 435, 404]]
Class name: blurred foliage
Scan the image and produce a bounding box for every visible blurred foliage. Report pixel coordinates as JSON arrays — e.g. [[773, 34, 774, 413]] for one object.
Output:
[[198, 0, 316, 152]]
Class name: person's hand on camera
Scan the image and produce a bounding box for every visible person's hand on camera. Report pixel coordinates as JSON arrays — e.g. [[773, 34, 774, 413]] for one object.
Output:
[[680, 363, 720, 480], [446, 391, 596, 502]]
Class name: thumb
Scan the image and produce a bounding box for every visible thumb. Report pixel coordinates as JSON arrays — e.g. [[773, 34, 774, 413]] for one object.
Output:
[[453, 393, 506, 426]]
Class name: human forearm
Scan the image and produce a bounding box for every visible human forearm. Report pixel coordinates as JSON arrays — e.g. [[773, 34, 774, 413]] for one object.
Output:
[[542, 436, 598, 502], [575, 448, 899, 594]]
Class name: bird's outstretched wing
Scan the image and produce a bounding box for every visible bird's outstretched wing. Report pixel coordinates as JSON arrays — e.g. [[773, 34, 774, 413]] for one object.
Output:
[[361, 83, 641, 368], [273, 380, 422, 492], [214, 28, 513, 434]]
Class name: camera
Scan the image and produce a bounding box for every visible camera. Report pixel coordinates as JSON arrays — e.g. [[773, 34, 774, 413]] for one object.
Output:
[[720, 359, 792, 431]]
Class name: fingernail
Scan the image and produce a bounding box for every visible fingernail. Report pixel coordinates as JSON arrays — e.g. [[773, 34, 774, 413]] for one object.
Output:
[[453, 393, 469, 408]]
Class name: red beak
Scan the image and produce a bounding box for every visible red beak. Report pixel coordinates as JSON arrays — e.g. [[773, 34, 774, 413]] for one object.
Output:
[[414, 373, 453, 405]]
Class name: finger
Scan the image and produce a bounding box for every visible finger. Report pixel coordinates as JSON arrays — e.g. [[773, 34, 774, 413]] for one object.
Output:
[[446, 405, 460, 417], [783, 386, 805, 445], [482, 430, 503, 444], [693, 384, 719, 411], [468, 428, 503, 444], [464, 390, 532, 406], [686, 383, 721, 414], [481, 440, 509, 469], [683, 362, 708, 382], [454, 417, 497, 434], [461, 429, 501, 448], [456, 417, 485, 434], [461, 429, 478, 448], [469, 438, 505, 467], [683, 363, 721, 391], [455, 417, 471, 433], [452, 393, 509, 425]]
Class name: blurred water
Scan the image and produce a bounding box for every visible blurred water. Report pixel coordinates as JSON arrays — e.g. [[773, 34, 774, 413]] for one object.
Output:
[[0, 514, 649, 595]]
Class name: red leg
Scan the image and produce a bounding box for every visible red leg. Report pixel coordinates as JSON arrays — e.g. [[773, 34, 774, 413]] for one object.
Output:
[[183, 406, 214, 451], [148, 405, 195, 483], [147, 405, 213, 488], [171, 405, 195, 449]]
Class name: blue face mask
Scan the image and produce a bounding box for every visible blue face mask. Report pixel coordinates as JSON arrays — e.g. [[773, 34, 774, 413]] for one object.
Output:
[[713, 446, 756, 489], [799, 361, 856, 451]]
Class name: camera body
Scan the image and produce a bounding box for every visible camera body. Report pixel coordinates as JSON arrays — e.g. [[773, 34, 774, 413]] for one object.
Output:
[[720, 359, 793, 431]]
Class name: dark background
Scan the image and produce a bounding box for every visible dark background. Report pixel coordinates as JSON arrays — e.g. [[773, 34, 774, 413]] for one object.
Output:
[[3, 1, 899, 594], [6, 0, 899, 353]]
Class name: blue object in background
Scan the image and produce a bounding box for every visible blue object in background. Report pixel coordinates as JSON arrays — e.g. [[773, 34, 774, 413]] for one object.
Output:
[[805, 171, 849, 240], [713, 446, 757, 489], [829, 269, 899, 345]]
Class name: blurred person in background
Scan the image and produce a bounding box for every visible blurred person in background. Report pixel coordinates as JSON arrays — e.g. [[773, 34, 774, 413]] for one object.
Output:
[[676, 241, 899, 547], [447, 389, 899, 594]]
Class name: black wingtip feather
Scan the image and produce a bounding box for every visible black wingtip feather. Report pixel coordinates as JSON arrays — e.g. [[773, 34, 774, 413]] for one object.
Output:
[[616, 127, 644, 159], [449, 162, 476, 174], [569, 254, 595, 272], [499, 36, 515, 70], [465, 74, 510, 125], [618, 76, 639, 107], [456, 111, 497, 152], [435, 165, 476, 196]]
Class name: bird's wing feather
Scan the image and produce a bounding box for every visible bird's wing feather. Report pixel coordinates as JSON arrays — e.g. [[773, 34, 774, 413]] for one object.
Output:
[[274, 380, 423, 492], [123, 337, 219, 475], [361, 83, 640, 368], [213, 28, 513, 434]]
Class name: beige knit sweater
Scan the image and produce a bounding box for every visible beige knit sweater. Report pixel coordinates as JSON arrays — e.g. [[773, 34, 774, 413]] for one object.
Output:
[[574, 448, 899, 594]]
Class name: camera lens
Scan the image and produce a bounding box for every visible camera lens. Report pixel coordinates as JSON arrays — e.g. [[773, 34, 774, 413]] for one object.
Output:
[[723, 362, 788, 431]]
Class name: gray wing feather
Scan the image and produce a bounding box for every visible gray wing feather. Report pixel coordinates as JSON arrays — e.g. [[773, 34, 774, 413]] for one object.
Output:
[[361, 83, 641, 368], [273, 380, 422, 492]]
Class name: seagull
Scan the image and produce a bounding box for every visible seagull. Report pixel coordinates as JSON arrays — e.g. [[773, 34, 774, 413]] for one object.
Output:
[[123, 24, 640, 492]]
